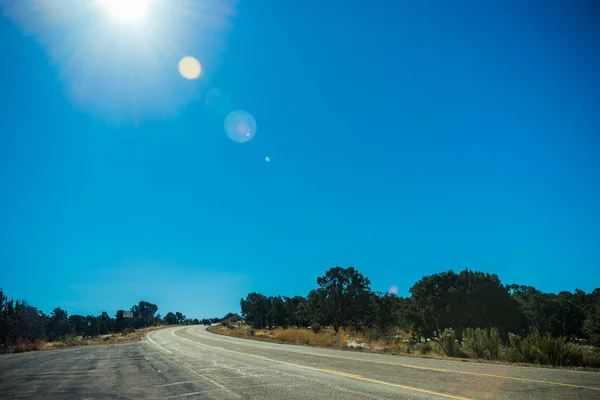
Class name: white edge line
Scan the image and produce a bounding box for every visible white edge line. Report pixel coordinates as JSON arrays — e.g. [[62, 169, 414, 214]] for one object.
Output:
[[146, 331, 172, 354], [151, 328, 240, 399]]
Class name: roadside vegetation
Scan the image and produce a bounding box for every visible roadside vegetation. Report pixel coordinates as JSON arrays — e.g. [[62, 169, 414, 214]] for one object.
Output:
[[0, 291, 215, 354], [228, 267, 600, 368], [6, 325, 170, 353]]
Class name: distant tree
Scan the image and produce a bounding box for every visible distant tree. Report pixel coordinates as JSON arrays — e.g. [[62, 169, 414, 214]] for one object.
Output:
[[69, 315, 87, 336], [114, 310, 128, 332], [131, 301, 158, 328], [164, 312, 178, 325], [288, 296, 311, 328], [307, 289, 327, 326], [317, 266, 372, 346], [16, 301, 46, 341], [583, 298, 600, 346], [268, 296, 288, 328], [241, 293, 270, 329], [411, 270, 523, 340], [46, 307, 72, 340], [374, 293, 403, 334], [85, 315, 98, 336], [175, 312, 186, 325], [97, 312, 112, 334]]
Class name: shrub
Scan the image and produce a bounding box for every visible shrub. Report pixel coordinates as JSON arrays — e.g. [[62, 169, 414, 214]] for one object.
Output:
[[415, 341, 433, 355], [439, 328, 458, 357], [121, 327, 135, 336], [462, 328, 500, 360], [501, 331, 600, 367], [502, 332, 538, 364], [311, 323, 321, 334], [64, 335, 85, 346]]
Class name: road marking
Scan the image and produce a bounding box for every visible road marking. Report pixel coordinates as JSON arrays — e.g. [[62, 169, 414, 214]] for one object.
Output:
[[190, 328, 600, 392], [146, 332, 172, 354], [147, 331, 241, 398], [171, 328, 469, 400]]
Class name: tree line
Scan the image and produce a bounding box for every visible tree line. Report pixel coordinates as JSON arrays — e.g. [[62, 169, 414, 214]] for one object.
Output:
[[0, 289, 227, 352], [240, 267, 600, 348]]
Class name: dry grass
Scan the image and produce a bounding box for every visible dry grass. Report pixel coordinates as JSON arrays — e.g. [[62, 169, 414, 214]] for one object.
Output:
[[210, 325, 416, 351], [2, 325, 174, 354], [208, 325, 600, 371]]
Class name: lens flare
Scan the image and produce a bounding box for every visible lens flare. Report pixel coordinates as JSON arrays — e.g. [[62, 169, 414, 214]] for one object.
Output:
[[224, 110, 256, 143], [102, 0, 150, 24], [265, 156, 270, 162], [178, 56, 202, 80], [389, 285, 398, 296]]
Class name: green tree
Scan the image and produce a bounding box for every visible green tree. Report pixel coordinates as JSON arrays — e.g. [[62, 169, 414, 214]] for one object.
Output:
[[374, 293, 404, 334], [69, 315, 87, 336], [16, 301, 46, 341], [290, 297, 311, 328], [268, 296, 288, 328], [411, 270, 522, 340], [583, 298, 600, 346], [175, 312, 186, 324], [46, 307, 72, 341], [114, 310, 128, 332], [131, 301, 158, 328], [307, 289, 327, 326], [317, 266, 372, 346], [241, 293, 270, 329], [164, 312, 178, 325]]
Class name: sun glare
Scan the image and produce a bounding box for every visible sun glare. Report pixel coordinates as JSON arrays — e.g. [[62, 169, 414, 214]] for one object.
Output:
[[102, 0, 150, 24]]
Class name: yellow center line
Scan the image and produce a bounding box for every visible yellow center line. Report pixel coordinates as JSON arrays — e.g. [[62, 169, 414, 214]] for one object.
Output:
[[170, 328, 470, 400], [185, 328, 600, 392]]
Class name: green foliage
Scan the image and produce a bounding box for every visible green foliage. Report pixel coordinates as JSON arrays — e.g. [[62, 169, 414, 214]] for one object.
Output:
[[121, 327, 135, 336], [583, 298, 600, 346], [500, 331, 600, 367], [267, 296, 288, 329], [462, 328, 501, 359], [163, 312, 178, 325], [311, 323, 322, 334], [317, 266, 372, 334], [131, 301, 158, 328], [0, 288, 198, 352], [240, 292, 270, 329], [438, 328, 458, 357], [410, 270, 524, 341]]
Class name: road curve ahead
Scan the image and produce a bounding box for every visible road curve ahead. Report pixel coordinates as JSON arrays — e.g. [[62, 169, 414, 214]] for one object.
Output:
[[1, 326, 599, 399]]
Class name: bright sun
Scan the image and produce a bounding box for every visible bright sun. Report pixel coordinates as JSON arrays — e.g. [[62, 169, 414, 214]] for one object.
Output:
[[101, 0, 150, 24]]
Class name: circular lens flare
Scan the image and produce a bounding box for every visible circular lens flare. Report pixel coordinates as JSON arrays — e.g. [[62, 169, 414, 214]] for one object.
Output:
[[178, 56, 202, 80], [389, 285, 398, 296], [224, 110, 257, 143]]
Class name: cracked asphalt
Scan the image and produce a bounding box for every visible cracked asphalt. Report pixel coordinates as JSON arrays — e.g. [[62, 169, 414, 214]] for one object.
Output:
[[1, 326, 599, 399]]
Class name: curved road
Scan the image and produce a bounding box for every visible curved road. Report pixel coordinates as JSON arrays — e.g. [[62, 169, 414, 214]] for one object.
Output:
[[1, 326, 599, 399]]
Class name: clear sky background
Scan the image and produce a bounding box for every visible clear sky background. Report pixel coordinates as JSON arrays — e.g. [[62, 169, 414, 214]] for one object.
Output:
[[0, 0, 599, 319]]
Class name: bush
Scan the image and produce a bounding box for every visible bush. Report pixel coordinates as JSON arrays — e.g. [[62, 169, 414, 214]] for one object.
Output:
[[501, 331, 600, 367], [462, 328, 500, 360], [64, 335, 85, 346], [415, 342, 431, 354], [311, 323, 321, 334], [121, 327, 135, 336], [439, 328, 458, 357]]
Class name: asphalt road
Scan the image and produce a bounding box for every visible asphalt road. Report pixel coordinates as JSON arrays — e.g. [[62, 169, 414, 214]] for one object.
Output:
[[1, 326, 599, 399]]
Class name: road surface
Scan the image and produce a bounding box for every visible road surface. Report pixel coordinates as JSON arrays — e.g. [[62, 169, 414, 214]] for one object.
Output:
[[1, 326, 599, 399]]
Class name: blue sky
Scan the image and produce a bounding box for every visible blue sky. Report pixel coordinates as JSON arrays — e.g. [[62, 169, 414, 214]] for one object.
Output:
[[0, 0, 599, 319]]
